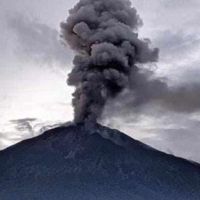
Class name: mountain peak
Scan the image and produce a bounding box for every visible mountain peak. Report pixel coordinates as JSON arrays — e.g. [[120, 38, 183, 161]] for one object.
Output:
[[0, 123, 200, 200]]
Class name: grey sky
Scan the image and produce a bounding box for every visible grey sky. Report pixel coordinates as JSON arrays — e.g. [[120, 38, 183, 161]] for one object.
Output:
[[0, 0, 200, 163]]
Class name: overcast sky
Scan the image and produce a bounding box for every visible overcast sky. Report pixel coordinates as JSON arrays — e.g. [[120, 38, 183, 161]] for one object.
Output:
[[1, 0, 200, 163]]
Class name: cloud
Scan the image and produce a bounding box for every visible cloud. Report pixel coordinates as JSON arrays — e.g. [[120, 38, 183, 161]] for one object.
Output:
[[0, 118, 65, 150], [6, 13, 73, 66], [10, 118, 37, 136], [142, 124, 200, 163], [103, 109, 200, 163], [154, 30, 200, 60]]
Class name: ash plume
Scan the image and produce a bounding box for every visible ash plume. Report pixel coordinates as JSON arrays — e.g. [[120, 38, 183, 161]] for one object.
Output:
[[61, 0, 158, 123], [103, 69, 200, 118]]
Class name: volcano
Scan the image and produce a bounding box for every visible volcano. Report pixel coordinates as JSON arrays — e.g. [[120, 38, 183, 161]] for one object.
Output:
[[0, 123, 200, 200]]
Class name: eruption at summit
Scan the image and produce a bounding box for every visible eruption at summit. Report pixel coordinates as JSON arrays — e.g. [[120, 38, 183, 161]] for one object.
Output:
[[61, 0, 158, 123], [1, 2, 200, 200]]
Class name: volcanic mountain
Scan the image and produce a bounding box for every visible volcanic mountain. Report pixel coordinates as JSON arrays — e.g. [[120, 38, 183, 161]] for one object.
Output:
[[0, 123, 200, 200]]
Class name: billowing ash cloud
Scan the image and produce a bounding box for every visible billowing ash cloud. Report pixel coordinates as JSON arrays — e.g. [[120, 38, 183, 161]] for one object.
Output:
[[61, 0, 158, 123], [104, 69, 200, 117]]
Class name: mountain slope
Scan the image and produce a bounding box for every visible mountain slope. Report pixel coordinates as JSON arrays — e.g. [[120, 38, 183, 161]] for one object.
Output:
[[0, 123, 200, 200]]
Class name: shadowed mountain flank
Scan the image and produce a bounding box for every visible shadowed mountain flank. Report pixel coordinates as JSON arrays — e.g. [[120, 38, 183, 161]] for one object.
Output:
[[0, 123, 200, 200]]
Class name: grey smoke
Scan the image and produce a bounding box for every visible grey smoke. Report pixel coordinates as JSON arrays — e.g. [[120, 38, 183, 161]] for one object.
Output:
[[61, 0, 158, 123], [61, 0, 200, 124], [102, 68, 200, 119], [126, 69, 200, 113]]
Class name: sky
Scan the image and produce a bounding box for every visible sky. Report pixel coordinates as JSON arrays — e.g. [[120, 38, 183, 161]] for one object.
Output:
[[0, 0, 200, 163]]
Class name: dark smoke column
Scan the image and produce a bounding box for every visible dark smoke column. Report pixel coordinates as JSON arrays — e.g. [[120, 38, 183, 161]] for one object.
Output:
[[61, 0, 158, 123]]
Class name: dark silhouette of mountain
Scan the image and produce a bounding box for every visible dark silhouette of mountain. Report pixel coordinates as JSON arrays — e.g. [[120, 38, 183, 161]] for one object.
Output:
[[0, 123, 200, 200]]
